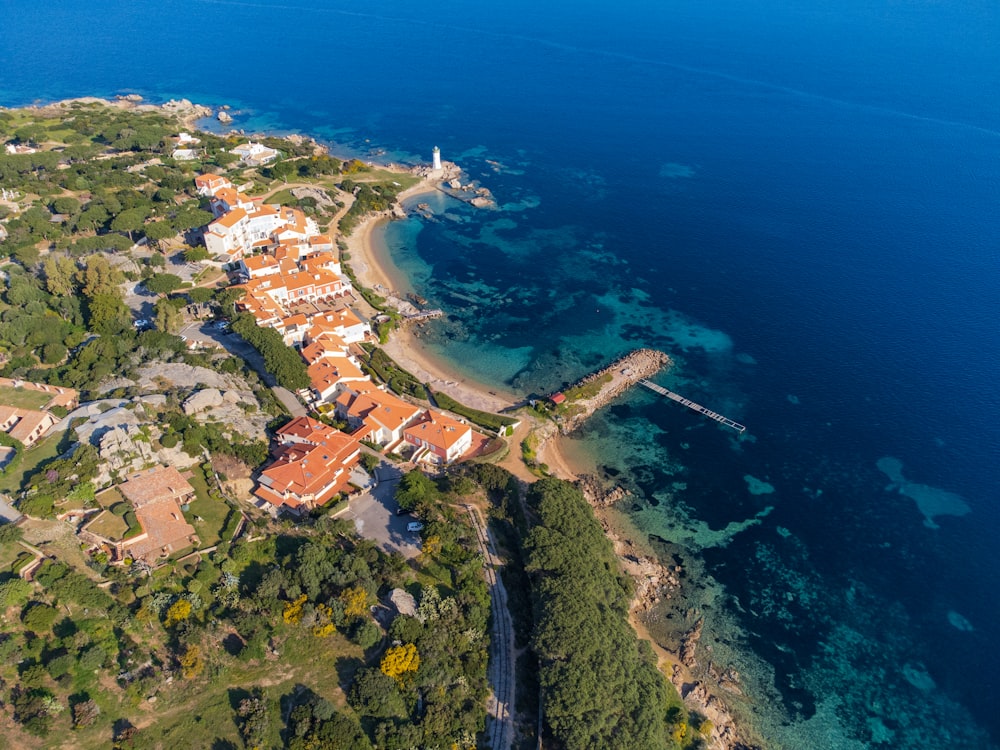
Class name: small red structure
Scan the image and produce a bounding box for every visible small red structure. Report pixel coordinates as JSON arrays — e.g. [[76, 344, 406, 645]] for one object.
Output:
[[549, 392, 567, 406]]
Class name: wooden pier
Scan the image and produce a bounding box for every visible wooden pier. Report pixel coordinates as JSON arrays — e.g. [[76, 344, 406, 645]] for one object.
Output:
[[639, 380, 746, 434]]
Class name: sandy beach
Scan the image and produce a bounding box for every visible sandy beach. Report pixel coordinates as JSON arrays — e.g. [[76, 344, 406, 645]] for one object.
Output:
[[343, 186, 599, 486], [343, 176, 752, 748]]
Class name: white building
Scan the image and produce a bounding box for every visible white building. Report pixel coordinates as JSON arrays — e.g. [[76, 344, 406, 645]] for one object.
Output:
[[231, 141, 280, 166]]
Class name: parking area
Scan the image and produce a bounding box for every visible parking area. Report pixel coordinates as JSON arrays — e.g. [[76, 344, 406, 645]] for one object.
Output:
[[340, 461, 421, 559]]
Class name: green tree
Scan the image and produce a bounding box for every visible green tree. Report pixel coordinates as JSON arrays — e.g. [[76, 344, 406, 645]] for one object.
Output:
[[151, 300, 181, 334], [78, 254, 124, 297], [187, 286, 213, 304], [0, 521, 25, 544], [146, 272, 184, 296], [144, 220, 176, 242], [0, 578, 33, 608], [348, 668, 406, 718], [236, 689, 269, 749], [395, 470, 438, 513], [86, 292, 131, 335], [21, 602, 59, 633], [171, 206, 214, 231], [110, 207, 148, 241], [41, 255, 78, 296], [183, 246, 210, 262], [51, 196, 80, 215]]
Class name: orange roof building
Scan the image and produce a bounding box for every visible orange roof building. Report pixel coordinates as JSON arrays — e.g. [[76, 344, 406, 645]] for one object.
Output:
[[116, 466, 198, 564], [195, 173, 232, 197], [403, 410, 474, 464], [254, 417, 361, 516], [0, 406, 57, 449], [307, 358, 369, 402], [335, 388, 423, 447]]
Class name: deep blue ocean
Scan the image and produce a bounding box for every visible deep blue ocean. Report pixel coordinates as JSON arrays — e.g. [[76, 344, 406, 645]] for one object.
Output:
[[3, 1, 998, 747]]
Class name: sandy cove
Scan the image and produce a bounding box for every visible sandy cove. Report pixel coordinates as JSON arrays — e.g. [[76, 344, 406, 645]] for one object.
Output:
[[341, 161, 756, 750]]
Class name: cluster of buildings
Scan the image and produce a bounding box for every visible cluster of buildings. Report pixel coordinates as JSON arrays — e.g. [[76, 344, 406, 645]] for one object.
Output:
[[170, 135, 280, 165], [194, 173, 478, 517]]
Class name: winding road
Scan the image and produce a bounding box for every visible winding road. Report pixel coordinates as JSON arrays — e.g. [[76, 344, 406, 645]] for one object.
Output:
[[465, 504, 515, 750]]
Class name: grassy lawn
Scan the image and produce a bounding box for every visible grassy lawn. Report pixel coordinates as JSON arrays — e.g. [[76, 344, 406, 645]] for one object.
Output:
[[83, 510, 127, 540], [0, 385, 54, 410], [0, 537, 25, 572], [0, 427, 70, 494], [353, 168, 421, 190], [263, 187, 296, 205], [184, 467, 232, 547], [95, 486, 125, 508]]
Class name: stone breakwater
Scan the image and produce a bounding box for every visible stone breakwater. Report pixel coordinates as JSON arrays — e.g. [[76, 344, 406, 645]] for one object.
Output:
[[559, 348, 672, 434]]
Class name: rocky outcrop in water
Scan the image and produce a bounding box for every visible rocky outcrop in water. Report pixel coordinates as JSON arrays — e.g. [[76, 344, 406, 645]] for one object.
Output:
[[576, 473, 632, 507]]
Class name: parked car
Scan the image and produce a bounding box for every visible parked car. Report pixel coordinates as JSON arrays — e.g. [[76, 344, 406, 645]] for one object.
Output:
[[406, 522, 424, 533]]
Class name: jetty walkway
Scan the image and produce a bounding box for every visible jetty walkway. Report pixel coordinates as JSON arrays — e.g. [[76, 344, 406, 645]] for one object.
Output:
[[639, 380, 746, 433]]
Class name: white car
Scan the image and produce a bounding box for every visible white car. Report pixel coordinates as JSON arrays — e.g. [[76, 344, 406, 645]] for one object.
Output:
[[407, 522, 424, 533]]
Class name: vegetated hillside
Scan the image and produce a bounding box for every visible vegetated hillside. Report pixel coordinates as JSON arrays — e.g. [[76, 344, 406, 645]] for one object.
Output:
[[464, 461, 712, 750], [0, 469, 490, 748]]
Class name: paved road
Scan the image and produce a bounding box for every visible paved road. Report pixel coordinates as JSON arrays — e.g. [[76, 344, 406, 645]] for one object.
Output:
[[340, 461, 420, 559], [0, 495, 22, 524], [466, 504, 515, 750]]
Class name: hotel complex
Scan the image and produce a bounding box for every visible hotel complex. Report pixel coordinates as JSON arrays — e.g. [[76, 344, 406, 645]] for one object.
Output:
[[194, 173, 477, 516]]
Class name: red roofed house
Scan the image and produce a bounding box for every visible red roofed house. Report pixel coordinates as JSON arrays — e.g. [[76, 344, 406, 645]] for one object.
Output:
[[307, 357, 369, 403], [204, 206, 250, 259], [117, 466, 198, 564], [194, 173, 233, 197], [0, 406, 57, 448], [403, 409, 473, 465], [334, 388, 423, 448], [253, 416, 362, 516]]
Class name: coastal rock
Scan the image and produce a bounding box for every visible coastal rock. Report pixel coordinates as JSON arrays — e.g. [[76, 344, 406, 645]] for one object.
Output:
[[217, 110, 233, 123], [681, 617, 704, 668], [577, 473, 632, 507]]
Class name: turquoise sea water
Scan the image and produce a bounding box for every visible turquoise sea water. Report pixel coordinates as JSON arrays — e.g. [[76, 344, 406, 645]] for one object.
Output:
[[4, 2, 999, 747]]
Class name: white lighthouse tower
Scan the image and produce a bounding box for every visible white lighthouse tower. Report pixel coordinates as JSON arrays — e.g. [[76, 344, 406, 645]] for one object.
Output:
[[432, 146, 442, 171]]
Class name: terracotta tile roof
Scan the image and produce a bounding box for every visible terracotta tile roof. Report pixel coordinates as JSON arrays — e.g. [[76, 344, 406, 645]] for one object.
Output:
[[195, 174, 231, 191], [125, 500, 197, 562], [405, 410, 472, 452], [308, 358, 367, 394], [211, 206, 248, 230], [341, 389, 422, 433], [119, 466, 197, 508], [7, 411, 55, 446], [255, 419, 361, 509]]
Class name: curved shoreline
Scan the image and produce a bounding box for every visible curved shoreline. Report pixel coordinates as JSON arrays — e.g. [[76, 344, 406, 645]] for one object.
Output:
[[346, 207, 755, 749], [14, 95, 755, 749]]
